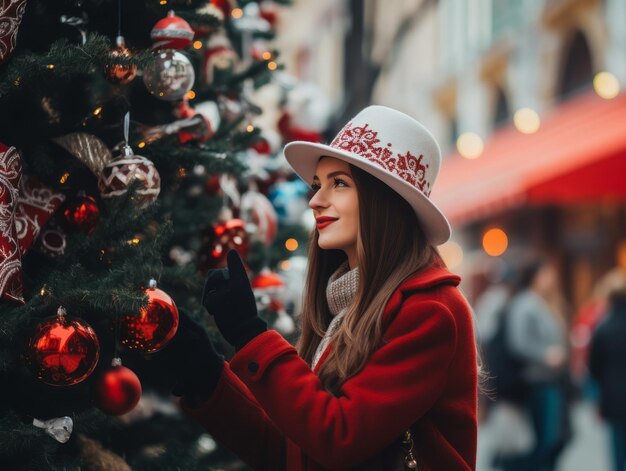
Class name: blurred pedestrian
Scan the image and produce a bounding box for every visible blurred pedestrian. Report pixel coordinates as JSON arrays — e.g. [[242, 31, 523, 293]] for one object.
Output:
[[571, 268, 626, 397], [502, 259, 571, 471], [589, 271, 626, 471]]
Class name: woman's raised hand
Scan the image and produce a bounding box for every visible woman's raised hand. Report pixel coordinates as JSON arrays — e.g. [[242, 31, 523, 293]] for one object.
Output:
[[202, 249, 267, 350]]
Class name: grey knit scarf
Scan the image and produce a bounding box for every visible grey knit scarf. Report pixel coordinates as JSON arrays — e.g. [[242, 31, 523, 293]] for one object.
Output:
[[311, 261, 359, 370]]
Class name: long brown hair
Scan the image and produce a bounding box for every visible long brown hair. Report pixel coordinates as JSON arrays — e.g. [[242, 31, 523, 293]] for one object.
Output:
[[296, 163, 443, 395]]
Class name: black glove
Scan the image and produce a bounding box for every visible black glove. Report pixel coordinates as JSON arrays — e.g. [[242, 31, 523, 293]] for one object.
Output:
[[158, 310, 225, 404], [202, 249, 267, 350]]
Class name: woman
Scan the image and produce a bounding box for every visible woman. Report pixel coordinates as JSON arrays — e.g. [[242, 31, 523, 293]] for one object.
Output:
[[168, 106, 478, 470]]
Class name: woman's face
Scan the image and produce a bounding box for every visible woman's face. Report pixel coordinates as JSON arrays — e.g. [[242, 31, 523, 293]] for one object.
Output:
[[308, 157, 359, 268]]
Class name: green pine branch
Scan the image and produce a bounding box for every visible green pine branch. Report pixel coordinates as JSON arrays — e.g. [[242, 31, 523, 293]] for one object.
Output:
[[0, 34, 152, 98]]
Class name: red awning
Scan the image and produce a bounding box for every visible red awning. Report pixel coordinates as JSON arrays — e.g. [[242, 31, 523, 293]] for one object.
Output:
[[431, 91, 626, 225]]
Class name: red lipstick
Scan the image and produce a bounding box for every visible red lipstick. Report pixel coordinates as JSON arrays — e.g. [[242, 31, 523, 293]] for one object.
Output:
[[316, 216, 338, 229]]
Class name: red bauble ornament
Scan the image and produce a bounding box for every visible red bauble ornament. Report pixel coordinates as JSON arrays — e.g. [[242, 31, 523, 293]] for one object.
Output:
[[205, 174, 221, 195], [94, 358, 142, 415], [151, 10, 194, 50], [63, 194, 100, 235], [118, 279, 179, 353], [251, 269, 285, 290], [104, 36, 137, 85], [198, 217, 249, 271], [27, 307, 100, 386]]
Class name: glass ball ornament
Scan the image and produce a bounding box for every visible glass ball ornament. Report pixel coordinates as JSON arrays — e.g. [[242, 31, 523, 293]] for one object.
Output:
[[63, 194, 100, 235], [143, 49, 195, 101], [27, 307, 100, 386], [94, 358, 142, 415], [240, 188, 278, 247], [98, 146, 161, 208], [269, 179, 310, 225], [104, 36, 137, 85], [118, 279, 179, 353], [198, 217, 250, 271]]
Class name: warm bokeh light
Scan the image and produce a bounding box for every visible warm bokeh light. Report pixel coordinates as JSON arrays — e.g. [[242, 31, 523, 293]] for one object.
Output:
[[246, 124, 255, 132], [482, 228, 509, 257], [59, 172, 70, 184], [186, 90, 196, 100], [456, 132, 484, 159], [262, 51, 272, 60], [93, 107, 103, 116], [193, 41, 203, 50], [267, 61, 278, 71], [280, 260, 292, 271], [594, 71, 620, 99], [437, 241, 464, 270], [285, 238, 299, 251], [137, 141, 146, 149], [514, 108, 541, 134], [231, 8, 243, 18]]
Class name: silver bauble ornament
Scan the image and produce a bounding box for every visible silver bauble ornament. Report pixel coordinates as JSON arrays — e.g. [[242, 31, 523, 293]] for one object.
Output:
[[143, 49, 195, 101]]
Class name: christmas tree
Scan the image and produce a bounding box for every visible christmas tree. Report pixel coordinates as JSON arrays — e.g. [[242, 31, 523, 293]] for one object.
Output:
[[0, 0, 313, 469]]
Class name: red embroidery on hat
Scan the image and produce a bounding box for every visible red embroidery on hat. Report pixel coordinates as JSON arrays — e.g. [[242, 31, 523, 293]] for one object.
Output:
[[330, 122, 431, 196], [398, 152, 431, 197]]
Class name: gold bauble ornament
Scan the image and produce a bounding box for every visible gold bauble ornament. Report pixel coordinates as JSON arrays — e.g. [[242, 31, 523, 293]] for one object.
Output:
[[104, 36, 137, 85]]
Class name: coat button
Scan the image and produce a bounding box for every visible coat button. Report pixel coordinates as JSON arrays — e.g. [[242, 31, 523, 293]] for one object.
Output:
[[248, 361, 259, 374]]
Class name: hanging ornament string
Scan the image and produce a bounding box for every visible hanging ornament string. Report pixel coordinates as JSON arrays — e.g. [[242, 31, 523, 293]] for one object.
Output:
[[118, 0, 122, 38], [114, 309, 121, 360], [123, 111, 130, 151]]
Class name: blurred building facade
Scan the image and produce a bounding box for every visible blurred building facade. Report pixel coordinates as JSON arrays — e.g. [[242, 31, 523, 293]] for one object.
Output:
[[277, 0, 626, 312]]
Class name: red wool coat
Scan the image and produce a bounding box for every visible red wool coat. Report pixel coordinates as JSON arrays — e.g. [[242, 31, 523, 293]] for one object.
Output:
[[182, 266, 478, 470]]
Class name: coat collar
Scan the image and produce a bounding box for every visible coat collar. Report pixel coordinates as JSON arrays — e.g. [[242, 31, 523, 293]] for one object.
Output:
[[397, 265, 460, 294], [382, 265, 460, 320], [313, 265, 460, 374]]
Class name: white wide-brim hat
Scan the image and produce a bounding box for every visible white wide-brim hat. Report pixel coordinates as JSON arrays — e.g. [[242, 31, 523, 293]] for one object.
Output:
[[283, 105, 451, 245]]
